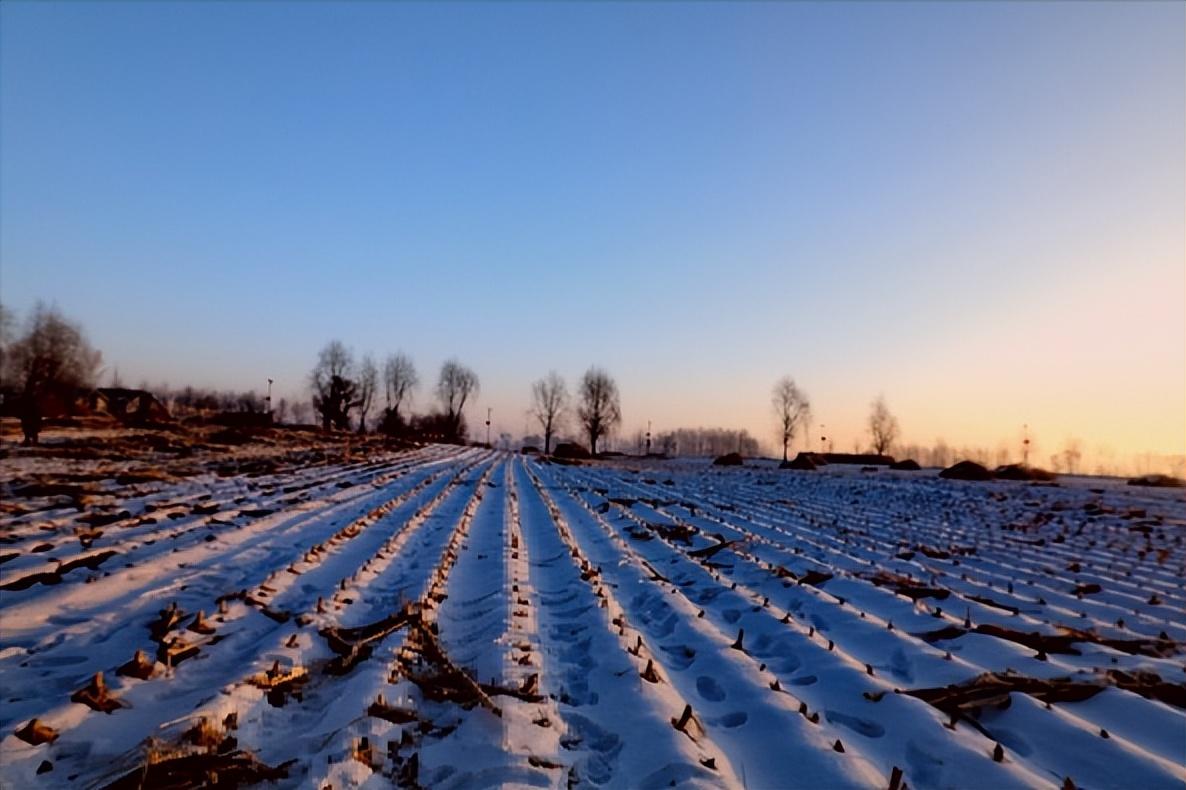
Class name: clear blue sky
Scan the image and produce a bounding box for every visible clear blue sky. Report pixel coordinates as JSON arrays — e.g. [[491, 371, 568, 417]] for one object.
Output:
[[2, 1, 1183, 463]]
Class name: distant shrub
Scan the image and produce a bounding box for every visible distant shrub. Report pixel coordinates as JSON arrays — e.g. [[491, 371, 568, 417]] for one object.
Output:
[[713, 452, 744, 467]]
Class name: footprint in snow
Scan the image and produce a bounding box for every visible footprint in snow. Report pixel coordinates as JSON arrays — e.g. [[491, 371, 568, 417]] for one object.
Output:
[[825, 710, 886, 738], [983, 725, 1033, 757], [888, 647, 914, 683], [715, 711, 748, 728], [693, 587, 724, 605], [659, 643, 697, 670], [651, 613, 678, 638], [905, 741, 945, 786], [697, 675, 727, 702]]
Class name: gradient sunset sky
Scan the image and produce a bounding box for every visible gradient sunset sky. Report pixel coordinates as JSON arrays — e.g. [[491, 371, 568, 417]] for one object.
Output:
[[2, 1, 1182, 465]]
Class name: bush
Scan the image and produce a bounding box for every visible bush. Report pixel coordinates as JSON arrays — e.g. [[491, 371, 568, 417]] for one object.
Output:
[[713, 452, 744, 467]]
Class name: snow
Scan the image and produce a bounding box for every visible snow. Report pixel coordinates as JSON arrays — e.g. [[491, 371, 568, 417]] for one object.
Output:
[[1, 444, 1183, 788]]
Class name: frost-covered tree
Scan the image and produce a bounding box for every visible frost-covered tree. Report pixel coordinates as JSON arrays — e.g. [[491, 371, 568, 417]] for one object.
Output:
[[868, 395, 900, 455], [772, 376, 810, 462], [577, 367, 620, 456], [310, 340, 357, 431], [531, 371, 568, 454]]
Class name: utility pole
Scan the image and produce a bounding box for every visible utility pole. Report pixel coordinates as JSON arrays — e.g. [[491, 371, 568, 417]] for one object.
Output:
[[646, 420, 652, 457], [266, 379, 273, 415], [485, 407, 492, 448], [820, 424, 827, 455], [1022, 424, 1030, 466]]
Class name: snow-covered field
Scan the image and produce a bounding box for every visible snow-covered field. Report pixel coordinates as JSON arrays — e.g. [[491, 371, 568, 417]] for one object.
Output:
[[1, 442, 1183, 788]]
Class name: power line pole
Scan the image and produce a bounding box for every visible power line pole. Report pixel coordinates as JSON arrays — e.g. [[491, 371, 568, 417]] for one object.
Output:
[[485, 407, 492, 448], [646, 420, 652, 456]]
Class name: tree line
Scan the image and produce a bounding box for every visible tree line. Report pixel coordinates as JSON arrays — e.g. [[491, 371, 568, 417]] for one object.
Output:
[[306, 340, 478, 442], [305, 338, 624, 454], [0, 304, 921, 458], [2, 303, 1120, 475]]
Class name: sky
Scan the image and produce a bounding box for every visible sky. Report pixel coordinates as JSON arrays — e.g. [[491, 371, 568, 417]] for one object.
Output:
[[2, 1, 1183, 467]]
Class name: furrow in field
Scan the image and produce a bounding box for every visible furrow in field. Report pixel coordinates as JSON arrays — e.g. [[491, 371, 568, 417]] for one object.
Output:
[[599, 465, 1184, 660], [0, 447, 449, 598], [550, 462, 1185, 789], [706, 471, 1186, 637], [583, 471, 1186, 786], [0, 451, 485, 786], [304, 455, 503, 788], [517, 459, 739, 788], [534, 460, 900, 789], [0, 447, 425, 559], [0, 448, 462, 649]]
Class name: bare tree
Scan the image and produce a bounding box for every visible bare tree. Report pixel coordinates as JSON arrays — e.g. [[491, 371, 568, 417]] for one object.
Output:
[[531, 371, 568, 454], [0, 303, 14, 373], [771, 376, 810, 462], [868, 395, 900, 455], [290, 401, 311, 425], [310, 340, 357, 431], [382, 352, 418, 422], [932, 438, 951, 468], [356, 355, 378, 433], [4, 303, 102, 444], [577, 367, 621, 456], [653, 427, 760, 458], [436, 359, 479, 440], [274, 397, 289, 425], [1061, 438, 1083, 475]]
